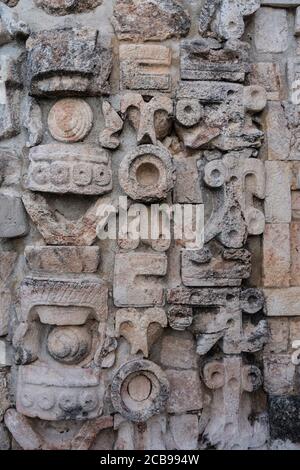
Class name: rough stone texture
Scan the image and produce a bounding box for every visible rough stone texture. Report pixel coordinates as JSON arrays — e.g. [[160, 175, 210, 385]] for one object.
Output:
[[35, 0, 102, 16], [112, 0, 191, 42], [254, 8, 289, 53]]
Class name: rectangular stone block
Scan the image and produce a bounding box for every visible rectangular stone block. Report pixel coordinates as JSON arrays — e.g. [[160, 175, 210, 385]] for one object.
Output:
[[0, 194, 28, 238], [177, 80, 243, 103], [265, 161, 292, 223], [166, 369, 202, 414], [263, 224, 291, 287], [0, 56, 22, 140], [26, 144, 112, 195], [263, 354, 297, 395], [260, 1, 300, 5], [173, 155, 203, 204], [263, 102, 291, 161], [113, 253, 167, 307], [264, 318, 289, 354], [254, 8, 288, 53], [167, 287, 237, 306], [25, 246, 101, 274], [264, 287, 300, 316], [269, 396, 300, 443], [250, 63, 283, 101], [291, 222, 300, 286], [119, 44, 171, 92]]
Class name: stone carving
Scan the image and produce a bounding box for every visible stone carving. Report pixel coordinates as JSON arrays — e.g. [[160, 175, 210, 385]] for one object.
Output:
[[115, 308, 167, 356], [0, 3, 29, 45], [26, 144, 112, 195], [121, 94, 173, 145], [25, 246, 101, 274], [23, 97, 43, 148], [119, 44, 172, 92], [35, 0, 102, 16], [99, 101, 124, 150], [0, 251, 17, 336], [48, 99, 93, 143], [114, 253, 167, 307], [22, 192, 103, 246], [167, 306, 193, 331], [0, 194, 28, 238], [26, 27, 112, 96], [0, 55, 22, 140], [119, 145, 175, 202], [199, 0, 260, 40], [202, 357, 268, 450], [112, 0, 190, 42], [111, 360, 169, 422]]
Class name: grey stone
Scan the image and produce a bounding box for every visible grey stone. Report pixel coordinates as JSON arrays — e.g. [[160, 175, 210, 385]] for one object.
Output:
[[0, 194, 28, 238]]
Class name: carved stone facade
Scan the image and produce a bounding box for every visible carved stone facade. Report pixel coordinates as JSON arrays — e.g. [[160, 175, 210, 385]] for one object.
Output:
[[0, 0, 300, 451]]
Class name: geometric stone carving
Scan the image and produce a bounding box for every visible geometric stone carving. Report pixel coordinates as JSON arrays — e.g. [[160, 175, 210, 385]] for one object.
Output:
[[113, 253, 167, 307], [112, 0, 191, 42], [119, 44, 172, 92], [0, 251, 17, 336], [23, 97, 43, 148], [26, 27, 112, 96], [22, 192, 104, 245], [119, 145, 175, 202], [35, 0, 102, 16], [111, 359, 169, 422], [48, 99, 93, 143], [99, 101, 124, 150], [202, 357, 267, 450], [115, 308, 167, 357], [181, 246, 252, 287], [167, 306, 193, 331], [0, 194, 28, 239], [24, 246, 101, 274], [26, 144, 112, 195], [120, 94, 173, 145], [0, 55, 22, 140]]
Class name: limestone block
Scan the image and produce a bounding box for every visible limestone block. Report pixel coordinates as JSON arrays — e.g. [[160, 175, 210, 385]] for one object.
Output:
[[25, 246, 101, 274], [111, 360, 169, 422], [160, 331, 197, 370], [296, 6, 300, 36], [99, 101, 123, 150], [263, 102, 291, 161], [112, 0, 190, 42], [173, 154, 202, 203], [23, 97, 43, 148], [0, 422, 10, 450], [26, 144, 112, 196], [26, 27, 112, 96], [250, 63, 284, 101], [0, 56, 23, 140], [265, 162, 292, 223], [168, 415, 199, 451], [181, 246, 252, 287], [48, 99, 93, 143], [119, 44, 172, 92], [115, 308, 167, 357], [263, 354, 297, 395], [166, 369, 202, 414], [167, 306, 193, 331], [254, 8, 288, 53], [264, 287, 300, 316], [0, 3, 29, 45], [291, 222, 300, 285], [118, 145, 175, 202], [264, 318, 289, 354], [0, 370, 10, 421], [0, 251, 17, 336], [22, 192, 103, 246], [198, 0, 220, 35], [263, 224, 291, 287], [113, 253, 167, 307], [35, 0, 102, 16], [261, 1, 300, 5], [0, 194, 28, 238], [269, 396, 300, 443]]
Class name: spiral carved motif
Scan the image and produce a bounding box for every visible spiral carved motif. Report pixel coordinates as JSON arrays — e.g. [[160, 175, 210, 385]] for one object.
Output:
[[47, 326, 92, 365], [48, 99, 93, 143]]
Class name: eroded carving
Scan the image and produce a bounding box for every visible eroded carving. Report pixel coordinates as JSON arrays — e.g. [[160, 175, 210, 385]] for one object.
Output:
[[35, 0, 102, 16], [48, 99, 93, 143]]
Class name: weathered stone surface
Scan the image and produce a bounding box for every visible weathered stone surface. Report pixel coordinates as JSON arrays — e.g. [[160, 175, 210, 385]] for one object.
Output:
[[0, 370, 10, 421], [166, 369, 202, 414], [0, 3, 29, 45], [35, 0, 102, 16], [25, 246, 101, 274], [0, 55, 22, 140], [291, 222, 300, 286], [263, 102, 291, 161], [265, 162, 292, 223], [0, 194, 28, 238], [111, 360, 169, 422], [22, 192, 103, 245], [250, 63, 284, 101], [168, 415, 199, 451], [48, 99, 93, 143], [26, 144, 112, 195], [26, 27, 112, 96], [0, 251, 17, 336], [265, 318, 289, 354], [263, 355, 297, 395], [119, 145, 175, 202], [112, 0, 190, 42], [167, 306, 193, 331], [23, 97, 43, 148], [173, 154, 202, 204], [0, 422, 10, 450], [263, 224, 291, 287], [160, 331, 197, 370], [99, 101, 123, 150], [113, 253, 167, 307], [115, 308, 167, 357], [269, 396, 300, 443], [119, 44, 172, 92], [264, 287, 300, 316], [254, 7, 288, 53]]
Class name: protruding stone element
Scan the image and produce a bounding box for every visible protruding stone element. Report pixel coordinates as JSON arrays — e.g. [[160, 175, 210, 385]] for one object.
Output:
[[0, 3, 29, 45], [99, 101, 124, 149], [48, 99, 93, 143], [175, 98, 203, 127], [120, 44, 172, 92], [202, 357, 267, 450], [112, 0, 190, 42], [25, 246, 101, 274], [35, 0, 102, 16], [181, 246, 252, 287], [111, 360, 169, 422], [121, 94, 173, 145], [263, 224, 291, 287], [0, 55, 22, 140], [0, 251, 17, 336], [26, 27, 112, 96], [0, 194, 28, 238], [167, 306, 193, 331], [254, 7, 288, 53], [26, 144, 112, 195], [115, 308, 167, 357], [199, 0, 260, 40], [119, 145, 175, 202], [173, 154, 203, 204], [23, 97, 43, 148], [264, 287, 300, 316], [22, 192, 104, 246], [113, 253, 167, 307], [243, 86, 267, 114]]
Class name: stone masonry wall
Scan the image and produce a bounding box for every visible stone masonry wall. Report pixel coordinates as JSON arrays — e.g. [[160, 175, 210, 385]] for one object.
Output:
[[0, 0, 300, 451]]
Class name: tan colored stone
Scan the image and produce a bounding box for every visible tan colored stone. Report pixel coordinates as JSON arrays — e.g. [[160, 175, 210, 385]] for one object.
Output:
[[250, 63, 284, 101], [264, 318, 289, 354], [291, 222, 300, 286], [166, 369, 202, 414], [35, 0, 102, 16], [254, 8, 288, 53], [264, 287, 300, 316], [263, 354, 297, 395], [265, 161, 292, 223], [99, 101, 124, 150], [160, 331, 197, 370], [48, 99, 93, 143], [263, 224, 291, 287], [263, 102, 291, 161]]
